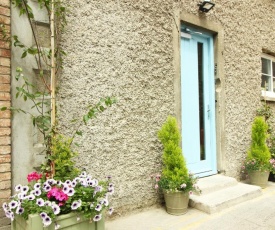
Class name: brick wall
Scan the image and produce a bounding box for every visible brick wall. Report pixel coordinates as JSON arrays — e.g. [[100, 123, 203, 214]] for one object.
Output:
[[0, 0, 11, 229]]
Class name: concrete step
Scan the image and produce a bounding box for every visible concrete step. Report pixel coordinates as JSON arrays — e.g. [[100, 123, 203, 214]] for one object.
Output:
[[189, 176, 262, 214], [196, 174, 238, 195]]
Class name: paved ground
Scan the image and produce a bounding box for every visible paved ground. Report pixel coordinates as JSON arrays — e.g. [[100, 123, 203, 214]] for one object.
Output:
[[106, 182, 275, 230]]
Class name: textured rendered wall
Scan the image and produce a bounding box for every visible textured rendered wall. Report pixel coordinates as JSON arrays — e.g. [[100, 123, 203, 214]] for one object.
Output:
[[58, 0, 178, 217], [58, 0, 275, 217], [0, 1, 11, 229]]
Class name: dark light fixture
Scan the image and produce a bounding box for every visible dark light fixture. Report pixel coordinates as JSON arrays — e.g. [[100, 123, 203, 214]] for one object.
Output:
[[198, 0, 215, 13]]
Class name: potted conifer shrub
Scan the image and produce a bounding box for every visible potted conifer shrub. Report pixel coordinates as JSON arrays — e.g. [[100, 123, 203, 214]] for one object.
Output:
[[155, 116, 199, 215], [255, 103, 275, 182], [243, 116, 275, 188]]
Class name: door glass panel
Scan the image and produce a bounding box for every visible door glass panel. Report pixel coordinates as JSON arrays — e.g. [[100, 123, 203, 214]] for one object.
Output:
[[262, 58, 271, 75], [198, 42, 205, 161]]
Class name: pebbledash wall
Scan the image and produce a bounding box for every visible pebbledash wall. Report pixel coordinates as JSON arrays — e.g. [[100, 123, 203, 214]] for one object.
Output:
[[0, 0, 11, 229], [57, 0, 275, 217], [7, 0, 275, 222]]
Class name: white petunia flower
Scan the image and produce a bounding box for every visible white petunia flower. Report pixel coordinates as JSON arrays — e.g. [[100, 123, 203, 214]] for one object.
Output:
[[56, 180, 62, 186], [15, 206, 24, 215], [80, 179, 87, 187], [108, 207, 114, 215], [71, 180, 77, 187], [44, 201, 51, 206], [62, 185, 69, 194], [67, 188, 75, 196], [34, 183, 41, 190], [93, 214, 102, 222], [64, 180, 72, 186], [52, 204, 60, 215], [80, 171, 87, 178], [43, 216, 52, 227], [108, 187, 114, 195], [15, 184, 22, 192], [2, 202, 8, 211], [5, 211, 14, 221], [71, 200, 82, 210], [93, 179, 98, 187], [10, 211, 14, 221], [34, 189, 42, 196], [8, 201, 18, 210], [40, 212, 47, 219], [47, 179, 56, 185], [21, 186, 29, 194], [27, 194, 35, 200], [103, 198, 109, 206], [95, 204, 102, 212], [36, 198, 45, 207], [43, 185, 51, 192], [18, 192, 27, 200]]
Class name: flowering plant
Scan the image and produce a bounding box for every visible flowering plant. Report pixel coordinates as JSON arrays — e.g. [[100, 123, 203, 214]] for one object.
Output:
[[241, 158, 275, 174], [151, 172, 200, 194], [3, 171, 114, 228]]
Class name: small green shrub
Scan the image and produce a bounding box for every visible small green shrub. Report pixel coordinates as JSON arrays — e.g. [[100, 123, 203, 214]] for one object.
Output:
[[247, 116, 270, 164], [41, 134, 80, 180], [243, 116, 273, 173], [157, 116, 198, 193]]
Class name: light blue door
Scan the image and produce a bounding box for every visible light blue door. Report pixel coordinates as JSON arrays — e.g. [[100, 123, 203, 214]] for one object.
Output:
[[180, 26, 217, 177]]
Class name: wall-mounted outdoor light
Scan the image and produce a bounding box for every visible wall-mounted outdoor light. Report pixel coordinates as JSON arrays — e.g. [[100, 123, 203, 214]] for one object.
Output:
[[198, 0, 215, 13]]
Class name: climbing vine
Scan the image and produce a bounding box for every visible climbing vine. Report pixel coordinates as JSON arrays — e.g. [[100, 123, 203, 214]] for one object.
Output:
[[1, 0, 116, 178], [256, 101, 275, 159]]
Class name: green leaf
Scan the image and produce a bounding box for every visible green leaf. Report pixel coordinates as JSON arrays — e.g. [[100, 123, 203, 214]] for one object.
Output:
[[99, 106, 105, 112], [21, 51, 27, 58], [27, 48, 38, 55], [83, 115, 89, 124], [0, 107, 7, 111], [76, 131, 83, 136]]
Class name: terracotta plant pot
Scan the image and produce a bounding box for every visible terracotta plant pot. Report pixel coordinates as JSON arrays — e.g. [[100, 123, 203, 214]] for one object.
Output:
[[163, 190, 189, 215], [249, 171, 269, 188], [12, 212, 105, 230]]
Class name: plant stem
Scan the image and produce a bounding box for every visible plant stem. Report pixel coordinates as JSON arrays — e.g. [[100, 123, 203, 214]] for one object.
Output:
[[50, 0, 56, 178], [50, 0, 56, 129]]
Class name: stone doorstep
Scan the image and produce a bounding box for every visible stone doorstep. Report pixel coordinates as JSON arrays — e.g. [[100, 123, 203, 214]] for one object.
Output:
[[189, 179, 262, 214], [196, 174, 239, 195]]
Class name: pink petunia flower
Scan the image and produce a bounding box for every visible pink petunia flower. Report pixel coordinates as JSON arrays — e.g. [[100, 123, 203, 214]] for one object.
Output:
[[47, 187, 68, 205]]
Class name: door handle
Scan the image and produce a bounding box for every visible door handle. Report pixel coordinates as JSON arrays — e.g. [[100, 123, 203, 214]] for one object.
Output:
[[207, 105, 210, 119]]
